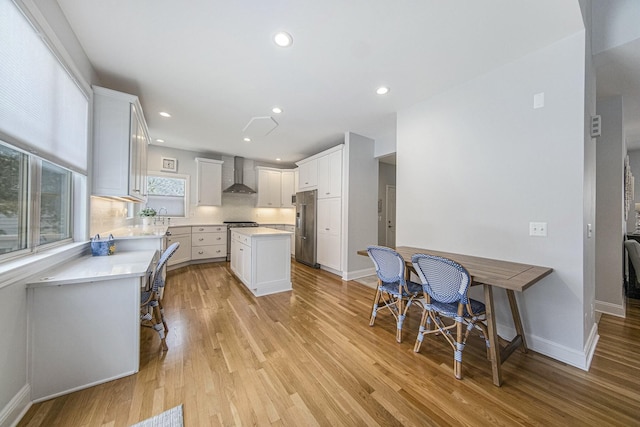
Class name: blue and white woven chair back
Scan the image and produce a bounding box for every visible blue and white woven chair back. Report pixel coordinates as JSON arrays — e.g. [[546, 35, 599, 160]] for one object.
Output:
[[411, 254, 471, 303], [367, 246, 405, 284], [151, 242, 180, 292]]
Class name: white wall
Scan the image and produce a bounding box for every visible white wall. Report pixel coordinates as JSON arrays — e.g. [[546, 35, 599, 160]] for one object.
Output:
[[595, 96, 626, 316], [396, 32, 592, 367], [592, 0, 640, 54], [343, 132, 378, 279]]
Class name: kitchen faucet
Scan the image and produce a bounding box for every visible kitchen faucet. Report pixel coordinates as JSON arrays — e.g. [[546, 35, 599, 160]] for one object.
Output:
[[156, 207, 168, 225]]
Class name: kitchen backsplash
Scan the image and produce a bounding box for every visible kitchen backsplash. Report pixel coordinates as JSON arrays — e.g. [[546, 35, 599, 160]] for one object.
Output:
[[90, 197, 133, 235], [90, 194, 295, 235]]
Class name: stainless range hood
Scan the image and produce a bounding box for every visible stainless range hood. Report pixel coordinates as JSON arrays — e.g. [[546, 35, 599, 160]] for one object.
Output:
[[223, 156, 256, 194]]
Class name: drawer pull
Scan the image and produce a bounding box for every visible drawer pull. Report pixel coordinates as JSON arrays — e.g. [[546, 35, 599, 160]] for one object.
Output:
[[216, 237, 221, 240], [199, 228, 204, 231], [199, 238, 204, 241], [198, 251, 204, 255]]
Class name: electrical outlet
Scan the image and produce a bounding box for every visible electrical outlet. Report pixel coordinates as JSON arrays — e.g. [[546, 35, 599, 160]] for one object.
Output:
[[529, 222, 547, 237]]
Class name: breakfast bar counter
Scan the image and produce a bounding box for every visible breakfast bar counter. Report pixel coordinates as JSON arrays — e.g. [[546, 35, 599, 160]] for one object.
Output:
[[26, 250, 158, 401]]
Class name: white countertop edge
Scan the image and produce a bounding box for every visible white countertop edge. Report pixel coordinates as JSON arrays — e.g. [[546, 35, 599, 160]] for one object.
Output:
[[231, 227, 293, 237], [26, 250, 158, 288], [99, 225, 168, 239]]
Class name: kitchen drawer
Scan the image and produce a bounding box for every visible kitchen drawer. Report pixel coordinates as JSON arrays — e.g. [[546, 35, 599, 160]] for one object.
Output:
[[192, 244, 226, 260], [192, 225, 225, 233], [192, 231, 225, 246], [167, 226, 191, 236]]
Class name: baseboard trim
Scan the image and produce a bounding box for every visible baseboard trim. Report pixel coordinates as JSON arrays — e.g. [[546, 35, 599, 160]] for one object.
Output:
[[0, 384, 31, 427], [342, 267, 375, 281], [495, 322, 598, 371], [595, 300, 626, 318]]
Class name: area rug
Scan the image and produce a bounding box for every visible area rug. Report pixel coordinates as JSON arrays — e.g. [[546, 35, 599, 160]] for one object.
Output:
[[130, 405, 183, 427]]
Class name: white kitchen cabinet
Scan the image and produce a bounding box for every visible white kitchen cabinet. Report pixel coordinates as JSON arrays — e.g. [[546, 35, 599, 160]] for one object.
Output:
[[256, 167, 282, 207], [230, 228, 292, 296], [166, 226, 192, 267], [317, 148, 342, 199], [191, 225, 226, 260], [297, 158, 318, 190], [317, 197, 341, 271], [92, 86, 149, 202], [281, 170, 295, 207], [195, 158, 224, 206]]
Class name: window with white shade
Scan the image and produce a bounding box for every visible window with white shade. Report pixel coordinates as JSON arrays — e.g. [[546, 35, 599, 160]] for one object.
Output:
[[0, 0, 88, 262], [145, 173, 189, 217]]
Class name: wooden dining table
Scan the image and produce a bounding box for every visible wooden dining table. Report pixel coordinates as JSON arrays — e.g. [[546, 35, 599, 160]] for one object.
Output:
[[358, 246, 553, 386]]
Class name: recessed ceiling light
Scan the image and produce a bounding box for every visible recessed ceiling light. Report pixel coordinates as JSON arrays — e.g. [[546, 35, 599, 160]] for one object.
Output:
[[376, 86, 390, 95], [159, 112, 171, 118], [243, 137, 251, 142], [274, 31, 293, 47], [272, 107, 283, 114], [155, 139, 165, 143], [276, 158, 281, 161]]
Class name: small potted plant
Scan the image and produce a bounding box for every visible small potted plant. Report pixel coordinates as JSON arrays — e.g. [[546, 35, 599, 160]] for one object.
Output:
[[139, 207, 157, 226]]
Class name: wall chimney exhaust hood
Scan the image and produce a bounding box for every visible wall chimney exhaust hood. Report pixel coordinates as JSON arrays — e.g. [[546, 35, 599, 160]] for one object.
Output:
[[223, 156, 256, 194]]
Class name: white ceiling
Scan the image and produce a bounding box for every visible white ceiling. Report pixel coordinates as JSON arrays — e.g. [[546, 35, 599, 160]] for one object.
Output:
[[55, 0, 584, 164]]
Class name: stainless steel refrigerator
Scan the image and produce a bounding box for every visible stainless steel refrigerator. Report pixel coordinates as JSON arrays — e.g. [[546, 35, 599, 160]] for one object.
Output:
[[295, 190, 319, 268]]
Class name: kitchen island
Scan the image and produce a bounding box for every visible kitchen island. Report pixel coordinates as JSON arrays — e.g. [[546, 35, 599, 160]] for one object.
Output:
[[230, 227, 292, 296]]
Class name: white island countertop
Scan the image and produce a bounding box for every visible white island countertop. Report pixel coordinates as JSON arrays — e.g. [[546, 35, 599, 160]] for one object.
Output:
[[27, 250, 158, 288], [232, 227, 293, 237]]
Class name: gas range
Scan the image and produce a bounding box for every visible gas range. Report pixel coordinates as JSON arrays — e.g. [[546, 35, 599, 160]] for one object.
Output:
[[223, 221, 259, 228]]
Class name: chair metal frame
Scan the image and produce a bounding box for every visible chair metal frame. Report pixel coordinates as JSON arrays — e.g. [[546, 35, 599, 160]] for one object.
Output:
[[411, 253, 490, 379], [367, 245, 423, 342]]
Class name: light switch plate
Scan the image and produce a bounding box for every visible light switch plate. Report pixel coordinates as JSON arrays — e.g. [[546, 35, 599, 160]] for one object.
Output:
[[529, 222, 547, 237], [533, 92, 545, 109]]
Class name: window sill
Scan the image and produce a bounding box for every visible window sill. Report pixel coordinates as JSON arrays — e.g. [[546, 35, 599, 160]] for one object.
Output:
[[0, 242, 89, 290]]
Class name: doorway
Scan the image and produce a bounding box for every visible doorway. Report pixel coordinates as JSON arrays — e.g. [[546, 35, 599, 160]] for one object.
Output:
[[386, 185, 396, 247]]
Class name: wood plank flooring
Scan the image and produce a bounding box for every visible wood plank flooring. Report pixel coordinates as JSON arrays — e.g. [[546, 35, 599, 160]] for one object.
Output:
[[17, 261, 640, 426]]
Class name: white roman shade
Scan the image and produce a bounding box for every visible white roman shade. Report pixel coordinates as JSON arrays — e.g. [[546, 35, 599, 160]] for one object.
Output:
[[0, 0, 88, 174]]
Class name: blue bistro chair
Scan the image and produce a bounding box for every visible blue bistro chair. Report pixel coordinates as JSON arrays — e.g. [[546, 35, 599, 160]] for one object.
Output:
[[411, 253, 490, 379], [141, 242, 180, 351], [367, 246, 423, 343]]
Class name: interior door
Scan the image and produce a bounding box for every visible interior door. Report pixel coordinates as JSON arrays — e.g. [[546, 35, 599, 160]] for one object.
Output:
[[386, 185, 396, 247]]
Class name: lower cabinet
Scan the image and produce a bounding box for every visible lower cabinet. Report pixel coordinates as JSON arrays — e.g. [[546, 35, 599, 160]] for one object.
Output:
[[167, 225, 227, 269], [191, 225, 226, 261], [166, 227, 192, 267]]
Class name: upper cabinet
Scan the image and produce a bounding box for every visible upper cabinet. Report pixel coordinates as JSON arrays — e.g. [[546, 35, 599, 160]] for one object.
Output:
[[317, 149, 342, 199], [92, 86, 149, 202], [297, 158, 318, 190], [195, 158, 224, 206], [256, 167, 296, 208], [281, 170, 295, 207], [256, 167, 282, 207]]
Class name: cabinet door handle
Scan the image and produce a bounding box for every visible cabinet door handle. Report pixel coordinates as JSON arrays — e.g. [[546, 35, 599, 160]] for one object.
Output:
[[325, 228, 330, 231], [216, 237, 221, 240], [326, 192, 330, 195], [198, 251, 204, 255], [199, 228, 204, 231], [199, 238, 204, 241]]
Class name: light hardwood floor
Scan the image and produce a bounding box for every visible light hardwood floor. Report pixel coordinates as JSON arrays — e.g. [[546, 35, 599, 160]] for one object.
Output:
[[18, 261, 640, 426]]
